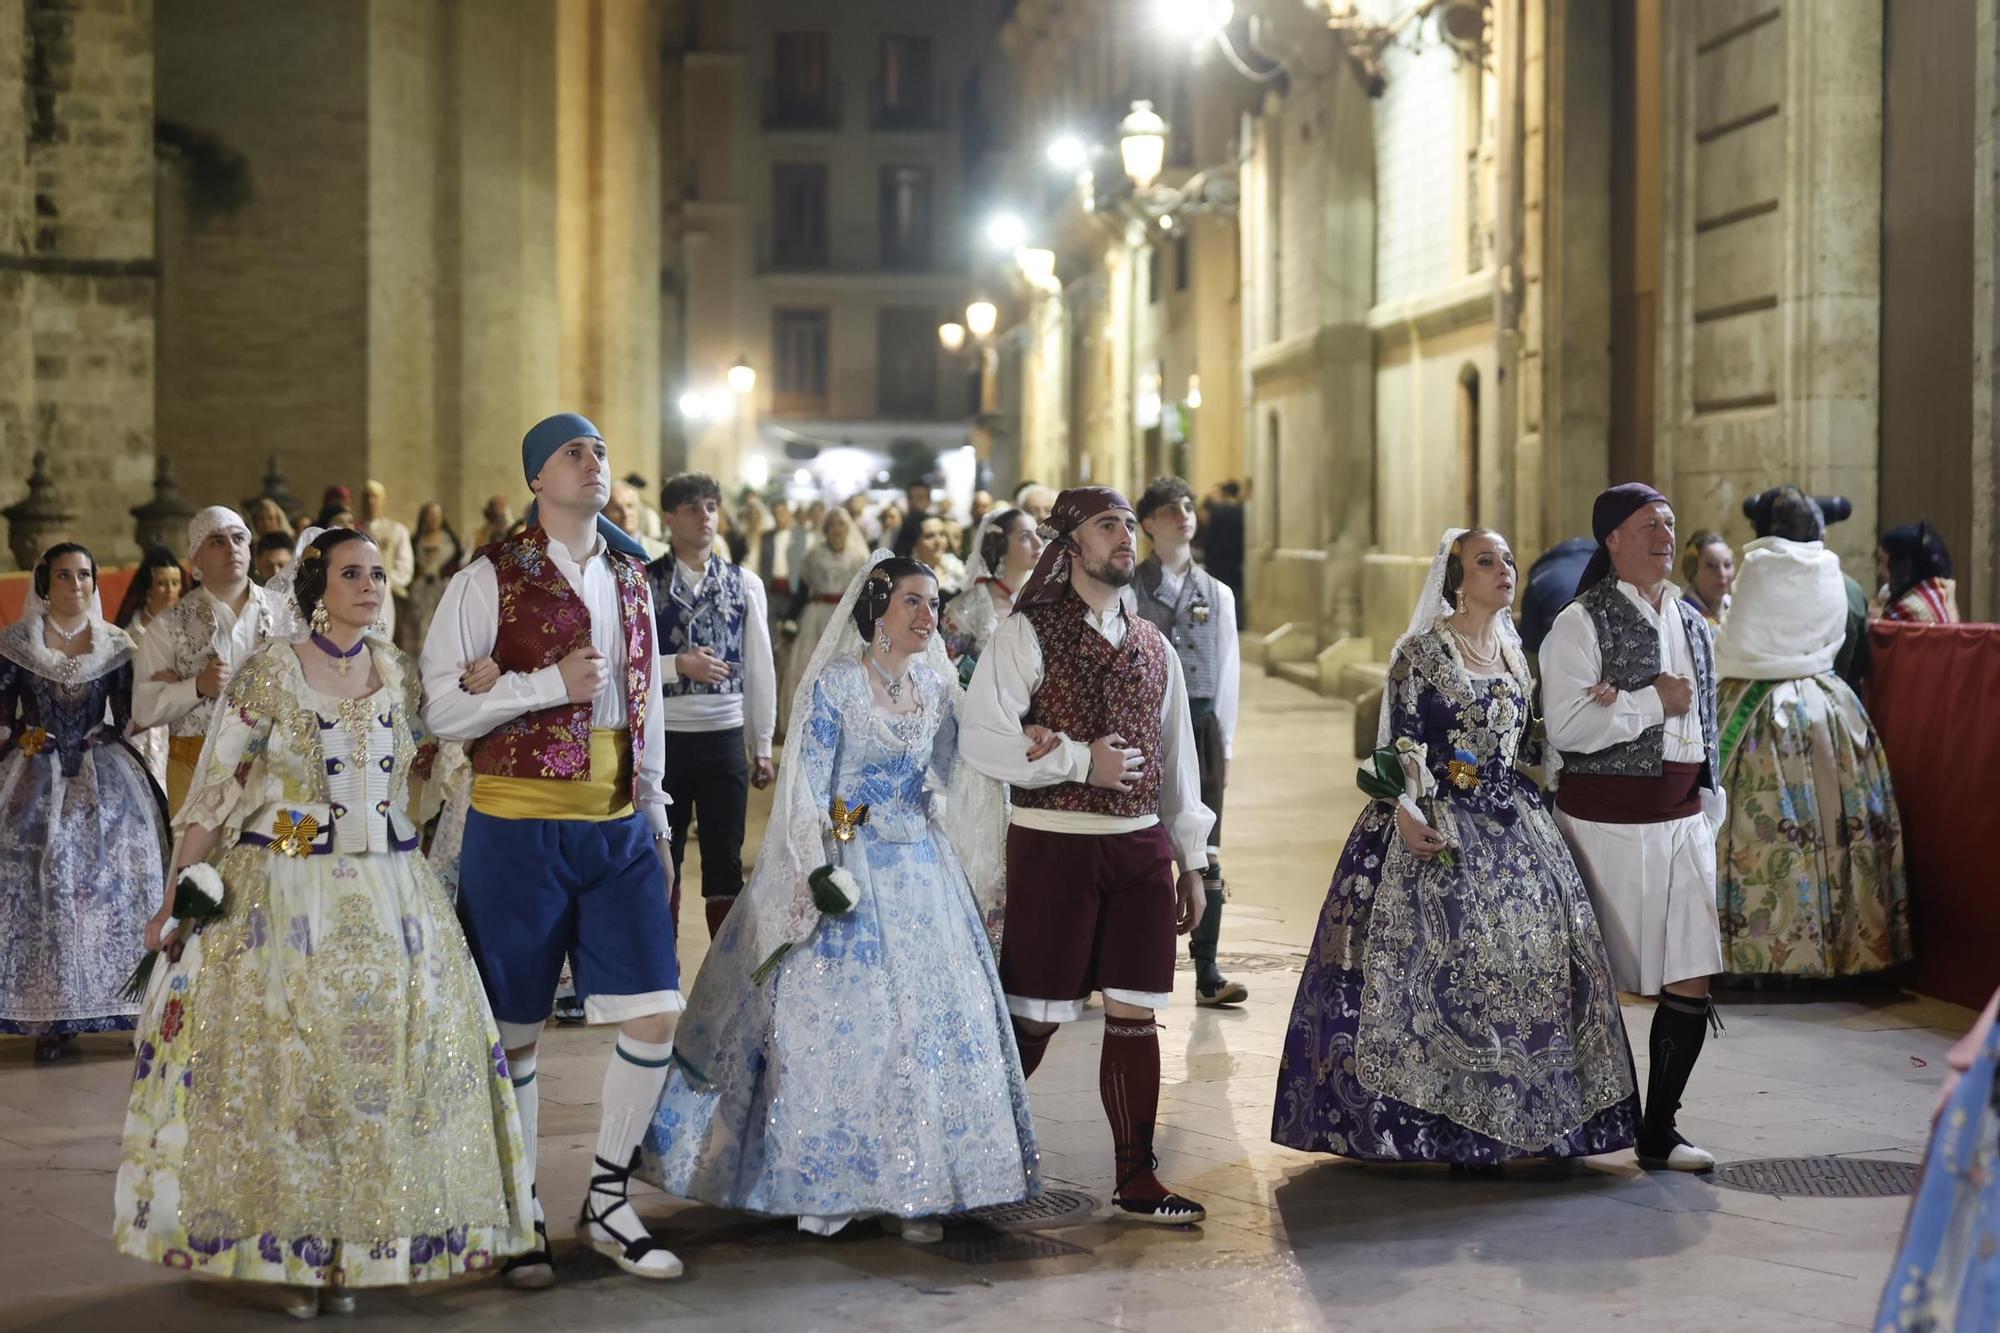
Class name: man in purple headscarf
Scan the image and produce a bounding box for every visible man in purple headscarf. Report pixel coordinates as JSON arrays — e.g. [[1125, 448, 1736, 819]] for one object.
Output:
[[959, 485, 1215, 1225], [1540, 482, 1726, 1173]]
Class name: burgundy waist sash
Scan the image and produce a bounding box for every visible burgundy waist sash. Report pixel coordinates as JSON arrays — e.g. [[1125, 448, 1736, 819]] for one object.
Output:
[[1555, 761, 1704, 825]]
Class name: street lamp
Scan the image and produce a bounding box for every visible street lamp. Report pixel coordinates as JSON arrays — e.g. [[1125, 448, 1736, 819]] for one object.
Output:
[[1016, 248, 1058, 289], [985, 213, 1028, 251], [1186, 373, 1203, 409], [1118, 100, 1169, 192], [678, 390, 708, 421], [937, 321, 967, 353], [727, 357, 756, 396], [1158, 0, 1233, 41], [964, 300, 998, 340], [1046, 134, 1089, 172]]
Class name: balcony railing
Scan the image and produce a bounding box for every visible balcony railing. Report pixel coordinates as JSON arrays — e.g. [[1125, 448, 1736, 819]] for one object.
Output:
[[763, 76, 843, 131]]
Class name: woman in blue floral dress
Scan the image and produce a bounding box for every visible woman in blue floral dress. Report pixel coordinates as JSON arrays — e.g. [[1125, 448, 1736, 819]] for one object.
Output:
[[1273, 529, 1639, 1168], [640, 553, 1035, 1239], [0, 543, 169, 1061]]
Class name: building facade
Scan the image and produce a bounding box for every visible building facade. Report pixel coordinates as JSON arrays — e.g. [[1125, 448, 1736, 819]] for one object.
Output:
[[1231, 0, 2000, 694], [667, 0, 1001, 496], [981, 0, 1254, 505]]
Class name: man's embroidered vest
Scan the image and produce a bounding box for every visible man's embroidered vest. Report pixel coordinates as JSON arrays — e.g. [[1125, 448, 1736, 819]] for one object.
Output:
[[1012, 595, 1169, 819], [470, 527, 654, 803], [1132, 557, 1222, 699], [1558, 578, 1720, 787], [647, 553, 748, 698]]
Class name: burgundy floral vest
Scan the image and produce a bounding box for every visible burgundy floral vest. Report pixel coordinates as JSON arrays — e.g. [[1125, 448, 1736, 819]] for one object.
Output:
[[1013, 594, 1169, 819], [470, 526, 655, 804]]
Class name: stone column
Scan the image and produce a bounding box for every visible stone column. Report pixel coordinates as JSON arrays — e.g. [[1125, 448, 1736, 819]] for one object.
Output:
[[1655, 0, 1882, 569]]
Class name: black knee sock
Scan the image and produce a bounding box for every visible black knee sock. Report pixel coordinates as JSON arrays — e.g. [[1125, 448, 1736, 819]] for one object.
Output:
[[1640, 994, 1713, 1151], [1189, 883, 1225, 989]]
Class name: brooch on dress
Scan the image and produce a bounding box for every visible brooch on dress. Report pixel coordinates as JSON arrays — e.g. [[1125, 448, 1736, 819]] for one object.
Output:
[[1446, 748, 1482, 790], [270, 809, 321, 857], [829, 795, 871, 843], [15, 726, 50, 757]]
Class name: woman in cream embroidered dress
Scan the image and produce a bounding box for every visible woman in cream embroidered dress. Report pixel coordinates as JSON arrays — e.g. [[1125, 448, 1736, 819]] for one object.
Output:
[[114, 528, 531, 1316], [641, 553, 1034, 1237], [1273, 529, 1638, 1167]]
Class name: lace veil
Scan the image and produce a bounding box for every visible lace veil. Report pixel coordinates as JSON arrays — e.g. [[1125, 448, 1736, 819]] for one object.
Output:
[[265, 525, 396, 646], [738, 548, 1009, 975], [1377, 528, 1527, 747]]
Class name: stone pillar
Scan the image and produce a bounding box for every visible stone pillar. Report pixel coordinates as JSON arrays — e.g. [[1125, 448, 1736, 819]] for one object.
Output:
[[0, 0, 156, 563], [157, 1, 661, 538], [1655, 0, 1883, 570], [1530, 0, 1614, 557]]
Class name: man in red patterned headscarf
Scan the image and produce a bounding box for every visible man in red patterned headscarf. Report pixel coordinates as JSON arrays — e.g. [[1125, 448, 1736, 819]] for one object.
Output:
[[960, 485, 1215, 1225]]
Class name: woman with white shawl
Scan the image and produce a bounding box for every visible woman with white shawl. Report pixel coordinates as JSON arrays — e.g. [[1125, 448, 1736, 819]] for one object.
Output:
[[1713, 487, 1911, 978], [638, 550, 1036, 1240]]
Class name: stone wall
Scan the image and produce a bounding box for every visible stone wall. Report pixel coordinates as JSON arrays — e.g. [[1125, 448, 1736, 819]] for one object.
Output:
[[1656, 0, 1883, 576], [156, 0, 661, 538], [0, 0, 156, 565]]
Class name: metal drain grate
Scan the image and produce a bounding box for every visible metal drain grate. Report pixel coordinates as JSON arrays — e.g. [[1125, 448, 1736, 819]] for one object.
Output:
[[928, 1230, 1091, 1265], [961, 1187, 1098, 1231], [1708, 1156, 1918, 1198]]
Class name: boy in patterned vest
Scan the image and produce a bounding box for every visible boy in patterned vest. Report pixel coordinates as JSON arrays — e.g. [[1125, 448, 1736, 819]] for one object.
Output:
[[1541, 482, 1725, 1174], [421, 413, 684, 1286], [648, 472, 777, 938], [1133, 477, 1244, 1007], [961, 485, 1215, 1226]]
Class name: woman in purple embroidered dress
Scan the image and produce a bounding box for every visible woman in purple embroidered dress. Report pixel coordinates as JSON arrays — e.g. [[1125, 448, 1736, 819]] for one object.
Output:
[[1272, 529, 1639, 1170]]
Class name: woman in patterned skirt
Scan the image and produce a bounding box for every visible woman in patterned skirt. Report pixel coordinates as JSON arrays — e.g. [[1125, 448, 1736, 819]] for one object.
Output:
[[114, 527, 530, 1318], [1273, 529, 1638, 1169], [0, 544, 169, 1061]]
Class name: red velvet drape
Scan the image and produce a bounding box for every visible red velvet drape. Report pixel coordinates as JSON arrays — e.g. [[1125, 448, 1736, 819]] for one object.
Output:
[[1867, 621, 2000, 1008]]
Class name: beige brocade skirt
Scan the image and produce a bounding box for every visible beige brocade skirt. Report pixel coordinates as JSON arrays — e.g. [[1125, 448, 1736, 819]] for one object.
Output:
[[113, 841, 533, 1288]]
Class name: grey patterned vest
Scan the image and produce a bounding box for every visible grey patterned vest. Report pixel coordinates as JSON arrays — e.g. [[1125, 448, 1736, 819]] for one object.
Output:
[[1133, 556, 1222, 700], [1559, 579, 1721, 788]]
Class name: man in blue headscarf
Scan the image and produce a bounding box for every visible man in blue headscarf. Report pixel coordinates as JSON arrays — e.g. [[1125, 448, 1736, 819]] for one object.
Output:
[[420, 413, 684, 1287]]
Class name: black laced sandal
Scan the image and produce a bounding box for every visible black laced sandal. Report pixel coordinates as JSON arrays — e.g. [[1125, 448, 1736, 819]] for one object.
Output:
[[1110, 1151, 1206, 1226], [577, 1149, 684, 1279], [500, 1188, 555, 1291]]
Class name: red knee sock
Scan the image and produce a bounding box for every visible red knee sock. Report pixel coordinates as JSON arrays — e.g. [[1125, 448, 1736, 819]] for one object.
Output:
[[705, 895, 736, 939], [1100, 1016, 1165, 1202], [1011, 1017, 1053, 1077]]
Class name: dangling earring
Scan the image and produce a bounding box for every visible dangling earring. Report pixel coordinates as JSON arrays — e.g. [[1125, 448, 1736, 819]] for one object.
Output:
[[369, 612, 388, 638], [310, 602, 331, 637], [1454, 589, 1466, 615], [876, 619, 892, 655]]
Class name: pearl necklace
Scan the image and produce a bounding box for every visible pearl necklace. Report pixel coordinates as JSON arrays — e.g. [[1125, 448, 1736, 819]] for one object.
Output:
[[1449, 618, 1503, 671]]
